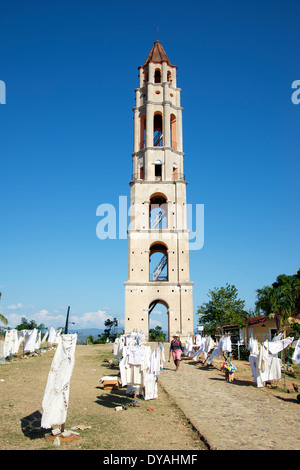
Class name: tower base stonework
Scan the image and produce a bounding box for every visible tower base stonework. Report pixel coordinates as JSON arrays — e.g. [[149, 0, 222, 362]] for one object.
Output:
[[124, 282, 193, 342]]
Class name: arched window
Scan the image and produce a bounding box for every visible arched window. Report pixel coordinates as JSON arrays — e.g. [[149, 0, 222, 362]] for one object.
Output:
[[167, 71, 172, 85], [154, 69, 161, 83], [170, 114, 177, 150], [148, 299, 169, 340], [149, 193, 168, 228], [140, 114, 146, 149], [138, 162, 144, 180], [172, 164, 178, 180], [149, 242, 168, 281], [144, 69, 148, 85]]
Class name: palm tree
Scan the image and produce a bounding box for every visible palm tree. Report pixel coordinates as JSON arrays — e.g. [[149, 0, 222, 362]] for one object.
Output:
[[0, 292, 8, 326], [255, 280, 296, 334]]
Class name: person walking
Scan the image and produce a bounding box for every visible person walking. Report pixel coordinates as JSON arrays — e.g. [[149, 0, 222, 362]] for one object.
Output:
[[169, 334, 184, 371]]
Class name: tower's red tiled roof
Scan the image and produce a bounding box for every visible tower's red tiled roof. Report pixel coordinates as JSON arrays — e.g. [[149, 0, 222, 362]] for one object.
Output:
[[143, 40, 174, 67]]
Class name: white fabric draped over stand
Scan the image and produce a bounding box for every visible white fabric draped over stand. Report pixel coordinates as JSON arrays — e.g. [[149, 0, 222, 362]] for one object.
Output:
[[24, 329, 38, 353], [118, 342, 164, 400], [250, 336, 294, 387], [41, 333, 77, 429]]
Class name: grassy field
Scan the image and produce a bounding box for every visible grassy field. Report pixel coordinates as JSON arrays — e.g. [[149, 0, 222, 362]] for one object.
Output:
[[0, 343, 208, 451]]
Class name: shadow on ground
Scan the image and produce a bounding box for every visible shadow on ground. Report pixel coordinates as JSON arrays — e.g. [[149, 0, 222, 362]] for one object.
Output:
[[21, 410, 48, 439], [95, 387, 144, 409]]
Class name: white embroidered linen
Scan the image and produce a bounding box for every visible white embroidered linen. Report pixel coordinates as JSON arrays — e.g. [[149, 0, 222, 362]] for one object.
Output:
[[47, 327, 56, 344], [195, 334, 202, 346], [158, 342, 165, 365], [118, 342, 163, 400], [192, 336, 205, 361], [248, 337, 259, 355], [3, 329, 19, 357], [222, 336, 232, 353], [207, 336, 229, 364], [24, 329, 38, 353], [256, 344, 281, 387], [250, 337, 293, 387], [292, 339, 300, 365], [264, 337, 294, 355], [184, 335, 194, 357], [41, 333, 77, 429], [128, 346, 146, 365], [35, 331, 42, 350], [113, 337, 125, 356], [18, 329, 29, 348], [42, 331, 49, 344], [53, 328, 62, 343]]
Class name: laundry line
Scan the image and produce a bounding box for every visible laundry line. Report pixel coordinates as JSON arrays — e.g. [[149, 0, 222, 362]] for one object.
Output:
[[0, 326, 63, 362]]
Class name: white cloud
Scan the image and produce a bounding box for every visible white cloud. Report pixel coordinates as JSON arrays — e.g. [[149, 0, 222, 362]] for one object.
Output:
[[3, 309, 65, 329], [4, 313, 24, 328], [70, 310, 111, 329], [7, 303, 25, 310], [3, 306, 120, 331]]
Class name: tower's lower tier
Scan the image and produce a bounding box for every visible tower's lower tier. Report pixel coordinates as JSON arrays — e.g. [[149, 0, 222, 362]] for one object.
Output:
[[124, 281, 194, 342]]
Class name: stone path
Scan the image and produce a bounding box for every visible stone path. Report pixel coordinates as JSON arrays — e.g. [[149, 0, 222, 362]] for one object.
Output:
[[158, 351, 300, 450]]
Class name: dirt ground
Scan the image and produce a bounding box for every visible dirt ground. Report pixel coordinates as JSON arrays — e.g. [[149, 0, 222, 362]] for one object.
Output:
[[1, 342, 299, 451], [0, 343, 208, 451]]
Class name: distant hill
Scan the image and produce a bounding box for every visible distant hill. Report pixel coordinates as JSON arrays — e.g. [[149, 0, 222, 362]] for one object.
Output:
[[69, 328, 104, 344]]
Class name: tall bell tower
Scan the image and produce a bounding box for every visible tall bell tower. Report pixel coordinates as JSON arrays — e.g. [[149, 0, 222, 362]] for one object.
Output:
[[124, 41, 194, 341]]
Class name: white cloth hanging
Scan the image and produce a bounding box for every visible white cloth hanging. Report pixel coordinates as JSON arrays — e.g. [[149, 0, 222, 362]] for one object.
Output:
[[207, 336, 227, 364], [204, 336, 214, 359], [128, 346, 147, 365], [35, 331, 42, 350], [249, 354, 258, 383], [263, 337, 294, 355], [158, 342, 165, 365], [195, 334, 202, 346], [53, 328, 62, 343], [192, 336, 205, 361], [47, 327, 56, 344], [248, 337, 259, 355], [255, 344, 282, 387], [250, 338, 293, 387], [41, 333, 77, 429], [144, 373, 158, 400], [24, 329, 38, 353], [292, 339, 300, 365], [42, 331, 49, 344], [222, 335, 232, 353], [113, 337, 124, 356], [119, 343, 161, 400], [3, 329, 19, 357]]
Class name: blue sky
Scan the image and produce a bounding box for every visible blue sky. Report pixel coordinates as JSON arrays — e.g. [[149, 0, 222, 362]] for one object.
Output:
[[0, 0, 299, 333]]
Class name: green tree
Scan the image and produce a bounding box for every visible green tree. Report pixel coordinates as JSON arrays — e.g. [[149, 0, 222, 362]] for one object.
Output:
[[149, 325, 166, 342], [0, 292, 8, 327], [197, 284, 247, 336], [86, 335, 95, 345], [15, 317, 38, 330], [255, 270, 300, 334], [104, 317, 119, 341]]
